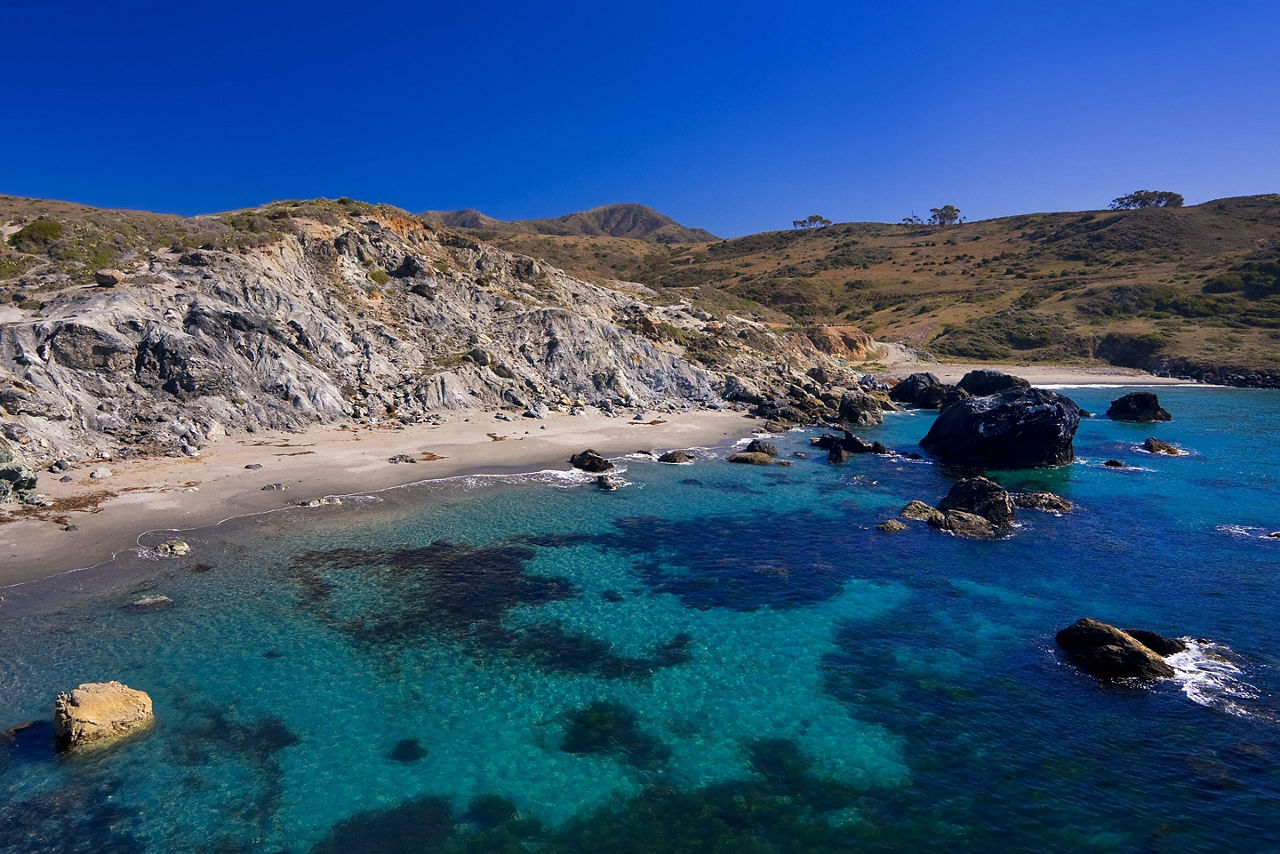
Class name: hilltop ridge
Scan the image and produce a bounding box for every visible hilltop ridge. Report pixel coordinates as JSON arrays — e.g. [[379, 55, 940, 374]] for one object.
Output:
[[421, 203, 719, 243]]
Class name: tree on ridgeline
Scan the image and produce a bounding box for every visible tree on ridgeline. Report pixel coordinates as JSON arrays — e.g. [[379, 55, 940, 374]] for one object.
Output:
[[1109, 190, 1184, 210], [928, 205, 962, 226], [901, 213, 924, 226], [793, 215, 833, 230]]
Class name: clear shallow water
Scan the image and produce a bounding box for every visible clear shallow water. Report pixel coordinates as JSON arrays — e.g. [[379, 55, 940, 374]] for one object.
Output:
[[1, 386, 1278, 852]]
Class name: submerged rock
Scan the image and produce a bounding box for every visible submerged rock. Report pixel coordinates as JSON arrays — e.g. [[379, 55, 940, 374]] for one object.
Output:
[[1142, 437, 1183, 455], [121, 595, 176, 613], [569, 449, 613, 472], [1055, 617, 1178, 681], [388, 738, 428, 763], [54, 681, 154, 751], [1107, 392, 1171, 422], [657, 450, 694, 464], [956, 369, 1029, 397], [938, 476, 1015, 527], [920, 386, 1081, 469]]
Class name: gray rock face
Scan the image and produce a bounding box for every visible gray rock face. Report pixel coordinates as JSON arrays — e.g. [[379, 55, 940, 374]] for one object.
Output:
[[837, 389, 884, 426], [657, 450, 694, 464], [920, 387, 1082, 469], [889, 372, 949, 408], [1013, 491, 1073, 513], [0, 437, 38, 503], [744, 439, 778, 457]]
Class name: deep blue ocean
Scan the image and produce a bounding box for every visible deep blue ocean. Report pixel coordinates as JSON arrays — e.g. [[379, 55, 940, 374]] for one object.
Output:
[[1, 385, 1278, 853]]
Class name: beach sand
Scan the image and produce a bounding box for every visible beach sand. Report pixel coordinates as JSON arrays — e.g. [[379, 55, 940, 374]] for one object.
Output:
[[881, 360, 1194, 387], [0, 410, 753, 587]]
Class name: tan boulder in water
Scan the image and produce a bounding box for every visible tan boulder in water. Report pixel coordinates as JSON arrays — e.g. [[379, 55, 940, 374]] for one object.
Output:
[[54, 681, 154, 751]]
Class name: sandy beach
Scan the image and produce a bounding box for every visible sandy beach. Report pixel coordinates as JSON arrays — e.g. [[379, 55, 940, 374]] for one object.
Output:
[[882, 360, 1195, 387], [0, 410, 753, 588]]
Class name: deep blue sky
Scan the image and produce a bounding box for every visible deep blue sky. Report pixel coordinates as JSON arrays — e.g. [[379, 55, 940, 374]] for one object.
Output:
[[5, 1, 1278, 236]]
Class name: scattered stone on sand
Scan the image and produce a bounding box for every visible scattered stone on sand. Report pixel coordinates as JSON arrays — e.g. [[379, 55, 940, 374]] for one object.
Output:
[[54, 681, 154, 751], [298, 496, 342, 507], [387, 454, 418, 464], [244, 463, 263, 470], [89, 467, 112, 479], [1107, 392, 1171, 422], [93, 269, 124, 287], [657, 450, 695, 464], [1055, 617, 1180, 681], [156, 540, 191, 557], [726, 451, 775, 466], [1013, 492, 1073, 513], [64, 524, 81, 531], [262, 483, 287, 491], [877, 519, 908, 533], [1142, 437, 1183, 455], [569, 449, 613, 472], [59, 475, 74, 483]]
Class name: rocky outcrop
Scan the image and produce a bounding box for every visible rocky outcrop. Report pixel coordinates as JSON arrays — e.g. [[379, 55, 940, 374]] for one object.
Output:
[[938, 476, 1015, 527], [899, 500, 943, 523], [929, 509, 998, 538], [743, 439, 778, 457], [569, 449, 613, 472], [877, 519, 908, 532], [54, 681, 154, 751], [596, 474, 620, 491], [919, 387, 1082, 469], [0, 436, 38, 504], [837, 389, 884, 426], [956, 369, 1029, 397], [1107, 392, 1171, 422], [657, 450, 694, 464], [1142, 437, 1182, 455], [1055, 618, 1179, 681], [889, 372, 949, 408], [1013, 491, 1073, 513], [726, 451, 774, 465]]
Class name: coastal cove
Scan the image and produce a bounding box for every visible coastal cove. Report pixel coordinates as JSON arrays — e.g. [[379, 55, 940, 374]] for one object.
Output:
[[2, 383, 1279, 852]]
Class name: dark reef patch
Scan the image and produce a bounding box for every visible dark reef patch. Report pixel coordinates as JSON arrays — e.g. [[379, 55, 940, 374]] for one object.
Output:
[[312, 795, 455, 854], [388, 738, 427, 763], [287, 541, 690, 678], [561, 701, 672, 769], [604, 512, 854, 610], [0, 775, 144, 854]]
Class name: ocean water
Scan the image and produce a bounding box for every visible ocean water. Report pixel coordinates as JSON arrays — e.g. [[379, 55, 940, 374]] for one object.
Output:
[[1, 385, 1278, 853]]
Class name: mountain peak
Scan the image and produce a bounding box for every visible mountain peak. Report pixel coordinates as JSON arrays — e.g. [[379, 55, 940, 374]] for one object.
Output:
[[419, 203, 717, 243]]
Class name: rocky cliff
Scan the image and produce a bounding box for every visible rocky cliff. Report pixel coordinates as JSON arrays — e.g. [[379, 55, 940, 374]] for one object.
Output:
[[0, 199, 877, 474]]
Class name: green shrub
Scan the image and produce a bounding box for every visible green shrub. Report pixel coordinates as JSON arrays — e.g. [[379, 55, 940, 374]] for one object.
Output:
[[8, 218, 63, 252], [369, 269, 390, 285]]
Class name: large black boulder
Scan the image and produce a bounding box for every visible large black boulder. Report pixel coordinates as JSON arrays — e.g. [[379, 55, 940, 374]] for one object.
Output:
[[837, 390, 884, 426], [956, 369, 1030, 397], [920, 387, 1081, 469], [1107, 392, 1171, 422], [569, 449, 613, 472], [889, 372, 950, 408], [744, 439, 778, 457], [938, 476, 1016, 527], [1055, 618, 1178, 681]]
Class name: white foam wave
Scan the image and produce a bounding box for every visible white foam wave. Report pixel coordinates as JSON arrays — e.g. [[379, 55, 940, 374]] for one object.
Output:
[[1167, 639, 1265, 719]]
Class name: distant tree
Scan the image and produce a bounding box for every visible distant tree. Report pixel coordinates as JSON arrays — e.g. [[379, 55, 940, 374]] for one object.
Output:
[[928, 205, 961, 226], [793, 214, 833, 230], [1109, 190, 1184, 210], [901, 213, 924, 226]]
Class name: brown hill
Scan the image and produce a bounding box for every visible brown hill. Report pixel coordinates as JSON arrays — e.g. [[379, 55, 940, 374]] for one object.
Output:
[[421, 203, 718, 244]]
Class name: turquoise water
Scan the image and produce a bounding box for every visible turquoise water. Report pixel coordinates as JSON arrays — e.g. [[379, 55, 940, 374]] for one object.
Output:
[[1, 386, 1278, 852]]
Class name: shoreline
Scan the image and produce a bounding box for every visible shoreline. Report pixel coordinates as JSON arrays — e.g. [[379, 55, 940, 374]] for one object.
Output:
[[0, 409, 753, 589], [879, 360, 1197, 387]]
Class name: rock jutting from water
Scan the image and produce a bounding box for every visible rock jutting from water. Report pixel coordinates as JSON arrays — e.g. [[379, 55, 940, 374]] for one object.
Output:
[[1054, 618, 1181, 681], [938, 476, 1016, 528], [54, 681, 155, 751], [1107, 392, 1172, 422], [955, 369, 1030, 397], [919, 386, 1082, 469], [569, 449, 613, 472], [1142, 437, 1183, 455]]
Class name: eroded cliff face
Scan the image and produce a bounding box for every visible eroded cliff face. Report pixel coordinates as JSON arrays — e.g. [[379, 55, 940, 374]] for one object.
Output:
[[0, 207, 877, 467]]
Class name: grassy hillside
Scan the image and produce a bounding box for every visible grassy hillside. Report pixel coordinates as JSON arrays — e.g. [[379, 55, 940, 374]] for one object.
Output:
[[473, 196, 1280, 376], [423, 203, 718, 244], [5, 193, 1279, 379]]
